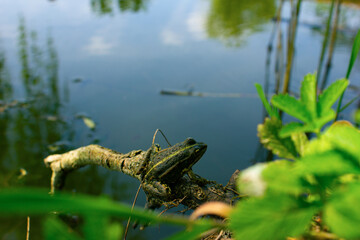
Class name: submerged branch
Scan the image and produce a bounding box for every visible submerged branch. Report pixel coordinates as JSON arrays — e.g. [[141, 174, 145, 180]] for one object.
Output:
[[160, 89, 257, 98], [44, 145, 240, 210]]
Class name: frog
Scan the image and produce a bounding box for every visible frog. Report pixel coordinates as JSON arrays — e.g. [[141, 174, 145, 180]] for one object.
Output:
[[136, 137, 207, 207]]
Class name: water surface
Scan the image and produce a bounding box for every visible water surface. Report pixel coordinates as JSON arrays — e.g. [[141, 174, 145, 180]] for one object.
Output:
[[0, 0, 360, 239]]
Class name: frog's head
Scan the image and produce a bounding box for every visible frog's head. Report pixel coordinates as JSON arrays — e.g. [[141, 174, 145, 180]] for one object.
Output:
[[144, 138, 207, 183]]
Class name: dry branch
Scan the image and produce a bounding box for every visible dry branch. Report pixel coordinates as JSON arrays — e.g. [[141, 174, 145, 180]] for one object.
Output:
[[44, 144, 240, 210]]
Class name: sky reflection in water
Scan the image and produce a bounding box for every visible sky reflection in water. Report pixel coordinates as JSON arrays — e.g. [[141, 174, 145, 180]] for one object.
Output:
[[0, 0, 360, 239]]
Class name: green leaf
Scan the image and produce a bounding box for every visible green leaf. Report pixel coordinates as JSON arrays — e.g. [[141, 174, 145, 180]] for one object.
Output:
[[83, 214, 108, 240], [258, 118, 298, 159], [229, 194, 317, 240], [165, 221, 213, 240], [313, 110, 335, 129], [299, 150, 360, 177], [255, 83, 279, 119], [317, 78, 349, 116], [271, 94, 312, 122], [300, 73, 317, 119], [44, 217, 82, 240], [346, 30, 360, 79], [324, 123, 360, 161], [279, 122, 316, 138], [262, 161, 304, 195], [325, 183, 360, 239], [302, 137, 333, 156], [291, 132, 308, 157], [0, 188, 189, 226]]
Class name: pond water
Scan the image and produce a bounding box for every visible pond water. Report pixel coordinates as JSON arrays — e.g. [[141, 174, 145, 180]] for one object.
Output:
[[1, 0, 360, 239]]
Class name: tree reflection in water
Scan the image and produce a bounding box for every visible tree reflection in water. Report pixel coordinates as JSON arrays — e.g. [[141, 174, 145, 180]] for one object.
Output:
[[91, 0, 149, 15], [206, 0, 276, 46]]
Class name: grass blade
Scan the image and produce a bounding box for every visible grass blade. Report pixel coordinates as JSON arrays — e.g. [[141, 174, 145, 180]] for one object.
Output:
[[346, 30, 360, 79], [336, 30, 360, 119], [255, 83, 279, 119], [340, 95, 360, 112]]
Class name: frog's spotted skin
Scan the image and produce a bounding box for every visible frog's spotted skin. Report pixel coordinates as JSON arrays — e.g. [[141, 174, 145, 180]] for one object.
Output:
[[138, 138, 207, 201]]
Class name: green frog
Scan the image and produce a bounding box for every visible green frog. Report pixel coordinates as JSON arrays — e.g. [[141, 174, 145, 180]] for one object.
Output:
[[137, 137, 207, 206]]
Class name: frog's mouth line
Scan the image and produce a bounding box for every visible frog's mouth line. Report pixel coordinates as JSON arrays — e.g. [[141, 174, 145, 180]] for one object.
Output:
[[157, 144, 207, 179]]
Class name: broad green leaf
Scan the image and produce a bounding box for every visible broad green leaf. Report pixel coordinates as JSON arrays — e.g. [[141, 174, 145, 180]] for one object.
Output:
[[300, 73, 317, 119], [324, 123, 360, 161], [271, 94, 312, 122], [279, 122, 316, 138], [0, 188, 189, 226], [255, 83, 279, 119], [346, 30, 360, 79], [317, 78, 349, 116], [229, 194, 317, 240], [303, 137, 333, 156], [299, 150, 360, 177], [83, 214, 108, 240], [44, 217, 82, 240], [165, 221, 214, 240], [262, 160, 303, 194], [291, 132, 308, 156], [324, 182, 360, 239], [258, 118, 298, 159]]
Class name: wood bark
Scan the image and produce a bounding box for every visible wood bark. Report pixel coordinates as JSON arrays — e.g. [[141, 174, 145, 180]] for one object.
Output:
[[44, 144, 240, 210]]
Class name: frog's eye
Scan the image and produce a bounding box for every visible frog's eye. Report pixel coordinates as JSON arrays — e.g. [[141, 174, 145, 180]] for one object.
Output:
[[185, 138, 196, 145], [154, 144, 161, 151]]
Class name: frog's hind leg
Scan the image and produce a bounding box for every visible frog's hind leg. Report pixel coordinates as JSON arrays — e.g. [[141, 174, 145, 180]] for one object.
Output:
[[142, 181, 171, 199]]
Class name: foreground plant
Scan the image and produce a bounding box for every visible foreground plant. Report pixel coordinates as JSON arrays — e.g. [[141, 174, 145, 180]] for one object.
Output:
[[228, 71, 360, 239]]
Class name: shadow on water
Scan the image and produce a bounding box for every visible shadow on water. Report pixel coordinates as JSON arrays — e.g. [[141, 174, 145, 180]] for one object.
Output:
[[0, 17, 133, 239], [206, 0, 276, 46]]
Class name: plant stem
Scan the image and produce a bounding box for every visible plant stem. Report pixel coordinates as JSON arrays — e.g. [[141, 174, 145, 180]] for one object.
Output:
[[282, 0, 302, 94], [316, 0, 335, 87], [320, 0, 342, 91]]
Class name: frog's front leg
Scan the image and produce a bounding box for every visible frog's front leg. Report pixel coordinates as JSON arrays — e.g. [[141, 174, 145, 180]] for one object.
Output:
[[187, 170, 212, 186], [142, 180, 171, 197], [136, 147, 153, 177]]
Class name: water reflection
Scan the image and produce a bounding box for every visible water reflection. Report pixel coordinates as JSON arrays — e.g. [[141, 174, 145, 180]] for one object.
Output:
[[0, 17, 132, 239], [91, 0, 149, 15], [0, 49, 12, 101], [118, 0, 149, 12], [206, 0, 276, 46]]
